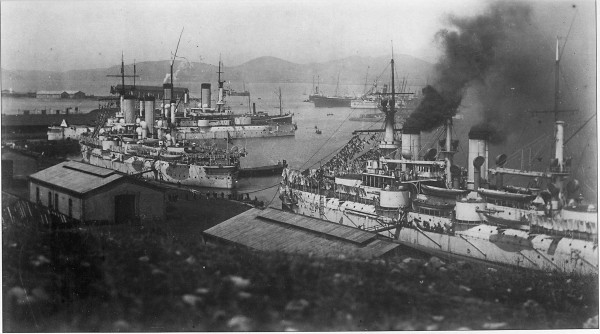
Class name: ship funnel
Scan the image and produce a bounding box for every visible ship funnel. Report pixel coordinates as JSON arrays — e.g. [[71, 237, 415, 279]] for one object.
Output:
[[401, 127, 421, 159], [201, 83, 212, 109], [170, 100, 176, 124], [473, 156, 485, 190], [123, 97, 136, 123], [144, 97, 155, 136], [163, 83, 173, 101], [467, 129, 490, 190], [555, 121, 565, 172], [139, 97, 145, 117]]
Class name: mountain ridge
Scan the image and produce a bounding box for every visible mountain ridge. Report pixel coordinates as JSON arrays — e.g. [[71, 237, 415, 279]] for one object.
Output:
[[1, 54, 433, 95]]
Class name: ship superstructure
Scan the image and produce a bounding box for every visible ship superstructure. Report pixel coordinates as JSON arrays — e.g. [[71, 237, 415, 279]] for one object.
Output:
[[80, 50, 244, 189], [280, 52, 597, 274]]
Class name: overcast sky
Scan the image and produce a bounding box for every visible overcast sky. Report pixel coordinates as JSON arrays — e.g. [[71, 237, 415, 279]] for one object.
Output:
[[1, 0, 493, 71], [0, 0, 595, 71]]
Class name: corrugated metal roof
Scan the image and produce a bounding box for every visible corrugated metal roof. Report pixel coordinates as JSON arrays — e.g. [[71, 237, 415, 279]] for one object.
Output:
[[29, 161, 123, 195], [204, 208, 399, 259]]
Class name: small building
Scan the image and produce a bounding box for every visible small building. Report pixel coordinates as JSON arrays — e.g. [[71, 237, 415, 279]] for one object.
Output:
[[36, 91, 69, 99], [204, 208, 400, 259], [65, 90, 86, 99], [28, 161, 166, 224], [47, 120, 92, 140], [112, 85, 189, 100]]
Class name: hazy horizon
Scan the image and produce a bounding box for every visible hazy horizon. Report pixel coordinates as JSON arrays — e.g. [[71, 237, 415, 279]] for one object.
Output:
[[1, 0, 496, 72], [1, 52, 431, 73]]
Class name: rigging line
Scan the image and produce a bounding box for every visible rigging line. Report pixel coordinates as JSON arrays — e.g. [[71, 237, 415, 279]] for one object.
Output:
[[503, 134, 549, 164], [302, 108, 358, 170], [265, 184, 281, 208], [565, 112, 597, 144], [420, 125, 443, 155], [327, 108, 391, 161], [374, 63, 391, 83], [506, 135, 548, 161], [559, 8, 578, 61], [559, 66, 575, 99], [244, 182, 281, 194], [315, 117, 382, 165], [504, 132, 549, 159], [573, 134, 592, 176]]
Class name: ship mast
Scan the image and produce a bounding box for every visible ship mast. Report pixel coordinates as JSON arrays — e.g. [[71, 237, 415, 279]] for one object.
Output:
[[443, 118, 454, 188], [379, 50, 399, 156], [279, 87, 283, 116], [217, 56, 225, 113], [106, 52, 138, 111]]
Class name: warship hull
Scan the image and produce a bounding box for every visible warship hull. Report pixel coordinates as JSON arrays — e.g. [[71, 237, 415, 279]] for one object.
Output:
[[82, 144, 236, 189], [281, 187, 598, 275]]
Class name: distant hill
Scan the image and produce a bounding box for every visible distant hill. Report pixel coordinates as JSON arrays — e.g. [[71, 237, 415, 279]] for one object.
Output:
[[1, 55, 433, 95]]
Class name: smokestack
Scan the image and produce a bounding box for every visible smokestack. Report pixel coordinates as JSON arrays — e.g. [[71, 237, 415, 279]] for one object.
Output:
[[467, 129, 489, 190], [123, 97, 136, 123], [252, 103, 256, 115], [144, 97, 155, 135], [163, 83, 173, 101], [139, 97, 145, 117], [555, 121, 565, 172], [400, 126, 421, 159], [170, 100, 176, 125], [201, 83, 211, 109], [473, 156, 485, 190]]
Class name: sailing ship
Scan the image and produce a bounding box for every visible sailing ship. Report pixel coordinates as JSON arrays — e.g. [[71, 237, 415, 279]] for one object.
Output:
[[279, 49, 597, 275]]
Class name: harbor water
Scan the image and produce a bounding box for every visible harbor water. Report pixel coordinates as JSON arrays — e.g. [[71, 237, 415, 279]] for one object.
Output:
[[5, 81, 596, 206]]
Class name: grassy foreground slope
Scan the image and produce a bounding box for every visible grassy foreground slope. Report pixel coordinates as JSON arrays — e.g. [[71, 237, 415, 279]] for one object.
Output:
[[3, 200, 598, 331]]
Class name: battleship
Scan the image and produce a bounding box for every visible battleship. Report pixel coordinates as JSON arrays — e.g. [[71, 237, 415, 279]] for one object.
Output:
[[79, 44, 247, 189], [180, 73, 296, 141], [279, 51, 598, 275]]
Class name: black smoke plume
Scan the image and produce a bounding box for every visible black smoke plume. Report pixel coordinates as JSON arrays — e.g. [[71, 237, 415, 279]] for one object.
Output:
[[405, 1, 556, 143]]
